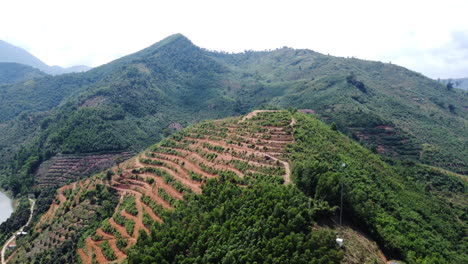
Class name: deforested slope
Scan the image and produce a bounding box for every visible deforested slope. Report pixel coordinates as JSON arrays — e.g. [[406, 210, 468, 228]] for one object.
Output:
[[7, 111, 465, 264], [9, 111, 306, 263]]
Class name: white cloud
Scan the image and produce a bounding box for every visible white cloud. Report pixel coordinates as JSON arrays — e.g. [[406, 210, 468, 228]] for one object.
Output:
[[1, 0, 467, 78]]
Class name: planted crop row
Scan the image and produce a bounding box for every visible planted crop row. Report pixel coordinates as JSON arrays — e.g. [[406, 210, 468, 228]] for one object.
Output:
[[188, 170, 204, 182], [144, 155, 180, 172], [124, 218, 135, 235], [139, 157, 166, 166], [158, 188, 176, 206], [198, 162, 221, 175], [141, 194, 165, 215], [194, 148, 218, 162], [142, 211, 153, 229], [101, 219, 116, 235], [138, 166, 191, 194], [149, 147, 187, 158], [201, 142, 225, 153], [113, 211, 126, 227], [121, 195, 138, 216], [116, 235, 128, 252], [161, 171, 192, 194], [100, 240, 116, 261]]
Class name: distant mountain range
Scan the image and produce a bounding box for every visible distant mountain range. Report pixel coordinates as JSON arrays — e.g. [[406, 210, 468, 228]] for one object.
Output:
[[0, 40, 91, 75], [439, 77, 468, 90]]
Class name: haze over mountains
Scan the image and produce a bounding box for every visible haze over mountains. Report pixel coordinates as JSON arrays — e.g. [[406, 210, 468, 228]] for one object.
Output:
[[0, 40, 91, 75], [440, 77, 468, 91], [0, 34, 466, 264]]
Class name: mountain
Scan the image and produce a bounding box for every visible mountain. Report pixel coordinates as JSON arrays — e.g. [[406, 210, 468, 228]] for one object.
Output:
[[439, 77, 468, 91], [0, 34, 465, 198], [0, 62, 47, 84], [0, 40, 91, 75], [5, 111, 465, 264]]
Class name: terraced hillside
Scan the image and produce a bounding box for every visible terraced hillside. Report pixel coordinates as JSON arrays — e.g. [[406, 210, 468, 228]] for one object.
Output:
[[35, 151, 135, 187], [8, 110, 464, 264], [9, 111, 296, 263], [6, 178, 119, 263]]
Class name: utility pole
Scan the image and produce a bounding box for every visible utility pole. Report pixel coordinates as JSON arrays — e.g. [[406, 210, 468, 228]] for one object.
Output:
[[340, 163, 346, 226]]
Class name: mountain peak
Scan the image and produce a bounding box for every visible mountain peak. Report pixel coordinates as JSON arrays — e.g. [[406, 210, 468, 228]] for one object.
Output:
[[146, 33, 194, 51]]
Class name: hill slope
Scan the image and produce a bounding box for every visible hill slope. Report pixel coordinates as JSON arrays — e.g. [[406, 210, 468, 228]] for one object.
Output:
[[8, 111, 342, 263], [0, 40, 90, 75], [0, 62, 46, 84], [7, 111, 466, 264], [0, 34, 466, 198]]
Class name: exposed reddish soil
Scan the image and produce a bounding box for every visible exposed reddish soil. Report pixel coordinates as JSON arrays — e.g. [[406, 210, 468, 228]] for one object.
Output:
[[35, 110, 295, 264], [141, 203, 163, 223], [109, 216, 130, 238], [35, 151, 134, 187]]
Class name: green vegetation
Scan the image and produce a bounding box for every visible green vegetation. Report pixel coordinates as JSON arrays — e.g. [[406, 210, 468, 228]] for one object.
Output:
[[136, 166, 191, 193], [127, 180, 342, 264], [290, 112, 467, 263], [1, 33, 466, 199], [0, 197, 31, 246], [140, 157, 166, 166], [100, 219, 116, 235], [0, 34, 466, 264], [100, 240, 116, 261], [113, 211, 126, 227], [141, 194, 166, 216], [124, 218, 135, 236], [0, 62, 46, 85], [158, 187, 175, 206], [121, 195, 138, 216], [188, 170, 203, 182], [10, 182, 118, 264], [142, 211, 153, 229], [116, 234, 128, 252]]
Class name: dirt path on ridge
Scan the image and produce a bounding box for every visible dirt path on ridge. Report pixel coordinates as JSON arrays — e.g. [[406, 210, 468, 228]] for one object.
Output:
[[241, 110, 280, 121]]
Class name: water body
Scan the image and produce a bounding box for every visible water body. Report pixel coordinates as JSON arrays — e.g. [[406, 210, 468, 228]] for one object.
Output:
[[0, 191, 13, 224]]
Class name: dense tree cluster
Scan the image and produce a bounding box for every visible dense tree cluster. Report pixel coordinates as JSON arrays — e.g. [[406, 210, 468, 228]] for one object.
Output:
[[291, 113, 467, 263], [128, 179, 342, 264], [0, 198, 31, 246]]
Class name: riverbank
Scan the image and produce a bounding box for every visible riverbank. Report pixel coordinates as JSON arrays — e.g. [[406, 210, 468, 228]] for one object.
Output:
[[1, 199, 35, 264]]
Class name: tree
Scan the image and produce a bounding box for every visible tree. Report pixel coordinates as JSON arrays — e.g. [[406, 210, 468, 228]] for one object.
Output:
[[115, 156, 123, 169], [446, 80, 453, 90], [448, 104, 456, 114]]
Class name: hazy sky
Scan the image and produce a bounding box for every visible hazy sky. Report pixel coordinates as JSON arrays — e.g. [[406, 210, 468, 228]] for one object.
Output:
[[1, 0, 467, 79]]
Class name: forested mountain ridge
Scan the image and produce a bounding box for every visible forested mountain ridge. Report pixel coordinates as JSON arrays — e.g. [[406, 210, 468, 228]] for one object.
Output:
[[0, 62, 47, 84], [6, 111, 465, 264], [0, 34, 466, 198]]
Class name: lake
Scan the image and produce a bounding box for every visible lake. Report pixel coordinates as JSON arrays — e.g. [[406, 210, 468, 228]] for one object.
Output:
[[0, 191, 13, 224]]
